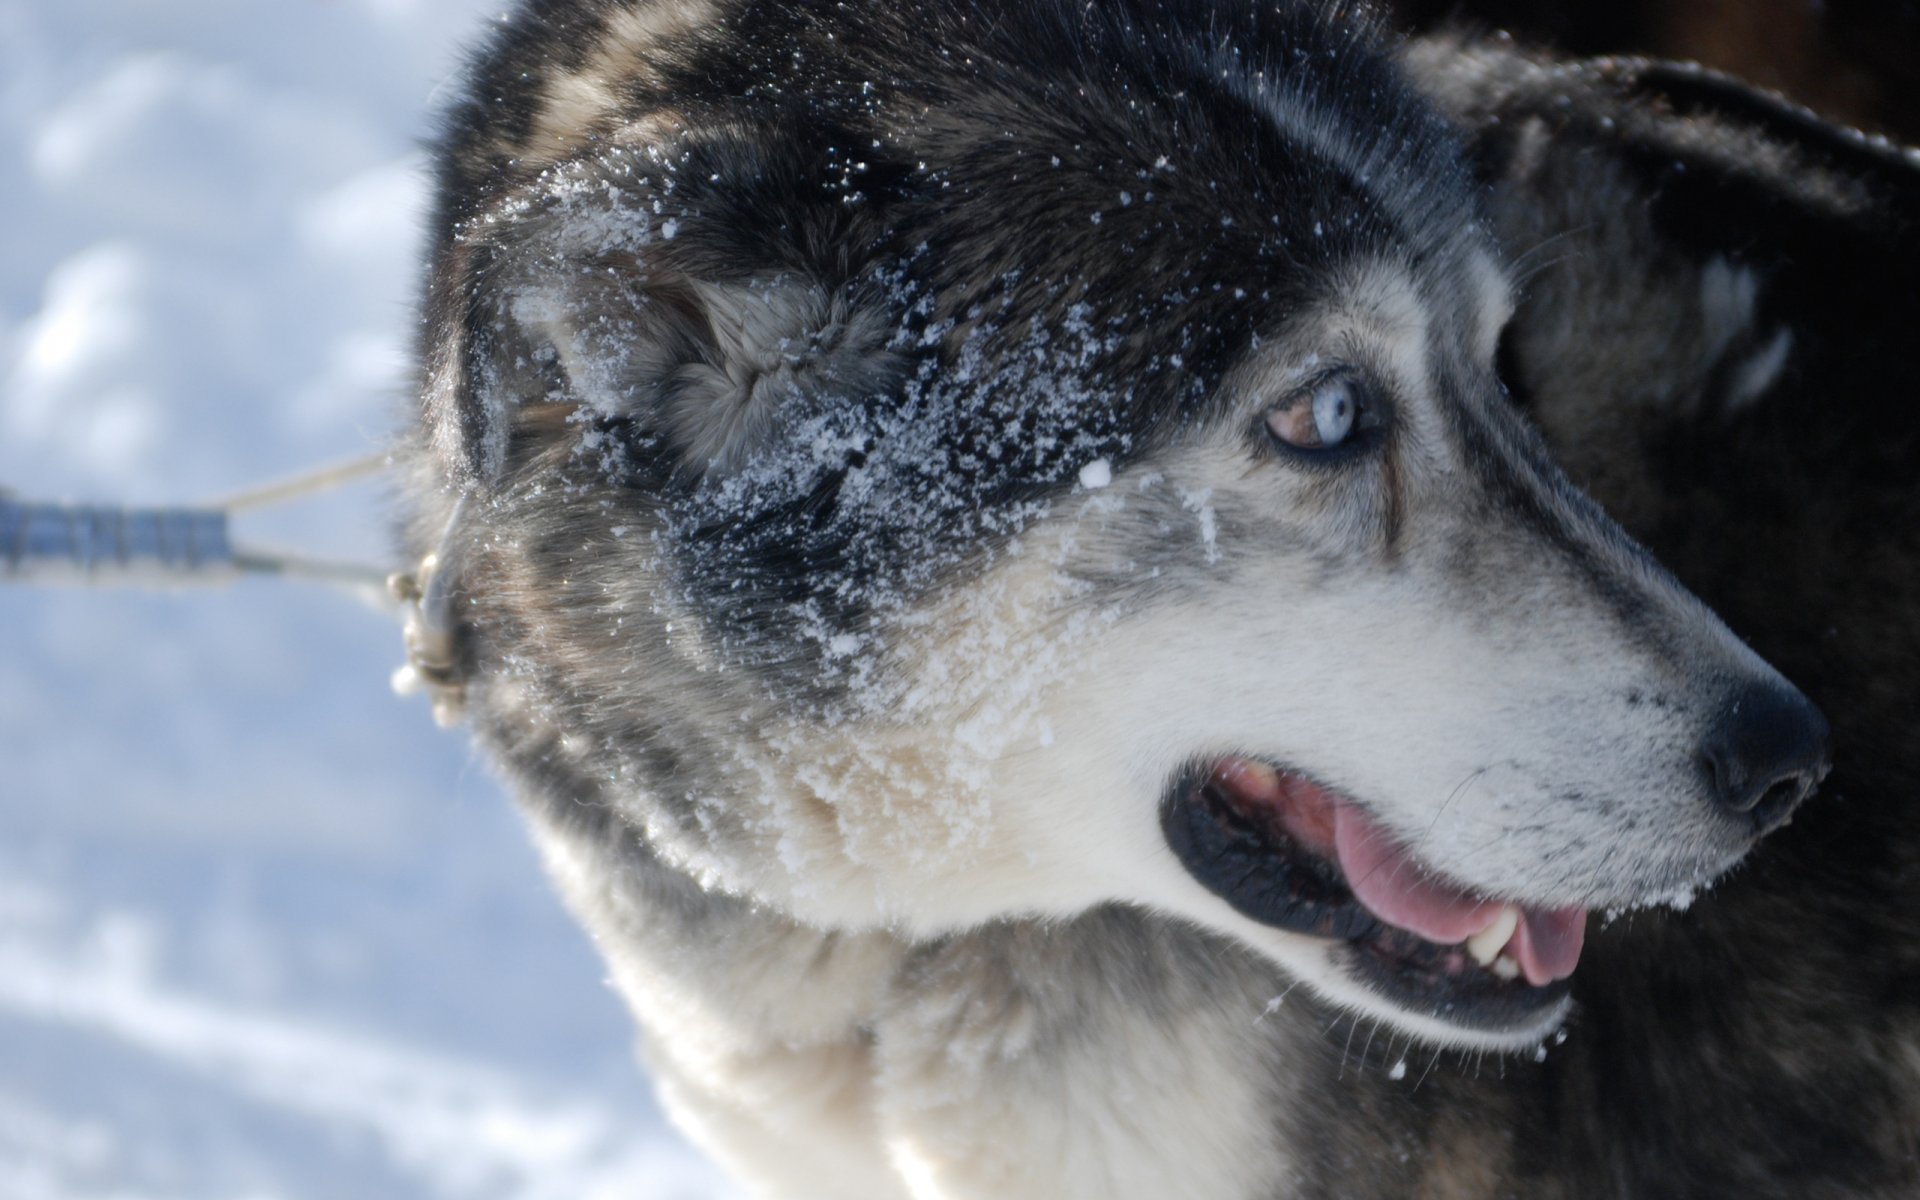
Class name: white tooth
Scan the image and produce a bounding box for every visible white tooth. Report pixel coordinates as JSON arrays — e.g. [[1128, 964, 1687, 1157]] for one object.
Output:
[[1465, 904, 1521, 967], [1238, 760, 1281, 791], [1491, 953, 1522, 981]]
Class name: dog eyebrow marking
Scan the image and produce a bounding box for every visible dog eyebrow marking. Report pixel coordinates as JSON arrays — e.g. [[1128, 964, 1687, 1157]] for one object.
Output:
[[1698, 257, 1761, 330], [1465, 249, 1516, 367], [1723, 327, 1794, 415], [1696, 257, 1793, 416]]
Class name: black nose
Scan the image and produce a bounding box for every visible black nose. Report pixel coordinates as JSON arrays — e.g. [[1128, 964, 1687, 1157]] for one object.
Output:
[[1699, 682, 1832, 832]]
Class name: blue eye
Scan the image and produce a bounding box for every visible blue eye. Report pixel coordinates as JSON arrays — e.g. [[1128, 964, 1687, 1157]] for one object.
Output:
[[1266, 374, 1365, 452], [1310, 377, 1357, 446]]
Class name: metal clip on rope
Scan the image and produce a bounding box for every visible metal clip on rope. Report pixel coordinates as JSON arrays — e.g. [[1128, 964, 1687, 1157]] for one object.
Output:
[[387, 494, 470, 729]]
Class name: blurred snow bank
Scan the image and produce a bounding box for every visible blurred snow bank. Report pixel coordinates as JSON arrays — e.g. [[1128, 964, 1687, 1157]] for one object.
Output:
[[0, 0, 733, 1195], [0, 879, 720, 1200]]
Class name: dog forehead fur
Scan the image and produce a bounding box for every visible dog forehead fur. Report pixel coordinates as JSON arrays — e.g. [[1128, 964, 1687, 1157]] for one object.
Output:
[[425, 0, 1497, 478], [402, 2, 1865, 1197]]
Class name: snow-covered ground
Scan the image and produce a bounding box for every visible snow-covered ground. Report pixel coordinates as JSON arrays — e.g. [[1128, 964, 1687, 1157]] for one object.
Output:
[[0, 2, 734, 1195]]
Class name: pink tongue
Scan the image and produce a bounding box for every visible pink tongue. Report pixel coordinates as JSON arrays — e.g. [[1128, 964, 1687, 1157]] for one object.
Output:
[[1332, 804, 1588, 984], [1333, 806, 1497, 943], [1510, 906, 1587, 987]]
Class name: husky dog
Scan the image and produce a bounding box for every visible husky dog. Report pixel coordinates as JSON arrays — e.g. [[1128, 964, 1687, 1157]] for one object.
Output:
[[401, 2, 1836, 1195]]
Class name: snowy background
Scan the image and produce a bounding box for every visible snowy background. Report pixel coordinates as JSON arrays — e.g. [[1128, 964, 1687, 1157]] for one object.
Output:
[[0, 1, 734, 1195]]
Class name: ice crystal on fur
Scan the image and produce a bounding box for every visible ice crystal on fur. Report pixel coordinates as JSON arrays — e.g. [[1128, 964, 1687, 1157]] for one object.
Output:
[[644, 282, 1136, 716]]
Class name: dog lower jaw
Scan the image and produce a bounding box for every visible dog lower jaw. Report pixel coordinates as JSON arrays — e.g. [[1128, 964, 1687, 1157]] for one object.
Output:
[[1251, 925, 1579, 1053], [1162, 756, 1587, 1049]]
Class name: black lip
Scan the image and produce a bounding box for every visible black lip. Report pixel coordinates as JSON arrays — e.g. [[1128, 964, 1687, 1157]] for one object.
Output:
[[1348, 924, 1573, 1032], [1159, 759, 1570, 1032], [1161, 759, 1378, 939]]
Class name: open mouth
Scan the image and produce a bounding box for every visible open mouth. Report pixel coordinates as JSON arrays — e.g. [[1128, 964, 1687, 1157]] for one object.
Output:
[[1162, 757, 1588, 1034]]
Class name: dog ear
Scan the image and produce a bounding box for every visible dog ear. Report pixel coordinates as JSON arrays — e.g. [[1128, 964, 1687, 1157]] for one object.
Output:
[[1408, 37, 1920, 468], [1407, 36, 1920, 689], [418, 131, 901, 489]]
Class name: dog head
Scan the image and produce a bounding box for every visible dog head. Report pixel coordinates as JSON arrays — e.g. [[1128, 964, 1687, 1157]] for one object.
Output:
[[413, 0, 1829, 1049]]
